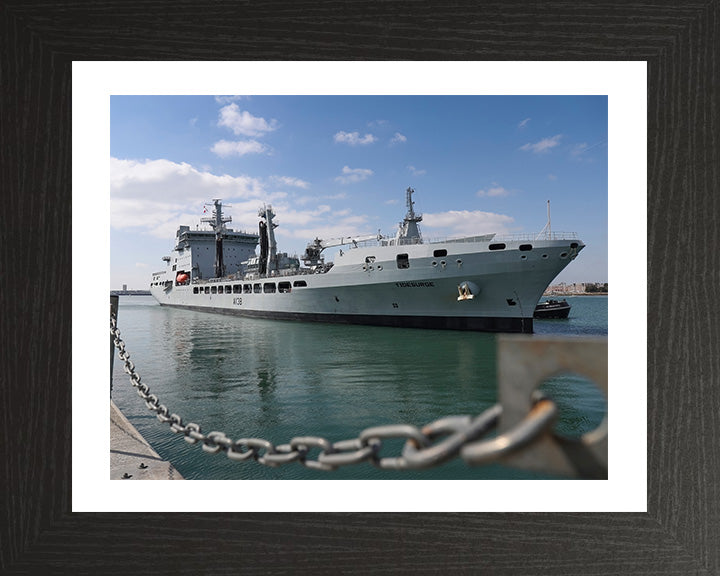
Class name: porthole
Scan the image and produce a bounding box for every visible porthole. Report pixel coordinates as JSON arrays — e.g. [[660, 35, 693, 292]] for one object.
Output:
[[431, 261, 438, 267], [520, 255, 527, 260], [542, 254, 548, 259], [560, 252, 568, 258]]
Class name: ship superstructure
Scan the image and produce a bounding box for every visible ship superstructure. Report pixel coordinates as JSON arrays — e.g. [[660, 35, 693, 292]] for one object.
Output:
[[150, 188, 584, 333], [150, 199, 258, 289]]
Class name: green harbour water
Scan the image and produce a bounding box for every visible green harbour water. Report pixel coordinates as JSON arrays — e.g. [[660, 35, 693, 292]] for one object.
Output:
[[111, 295, 608, 480]]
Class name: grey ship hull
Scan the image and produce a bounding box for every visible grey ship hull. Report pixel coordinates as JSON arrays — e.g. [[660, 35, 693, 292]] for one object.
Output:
[[151, 236, 582, 333], [159, 304, 531, 332]]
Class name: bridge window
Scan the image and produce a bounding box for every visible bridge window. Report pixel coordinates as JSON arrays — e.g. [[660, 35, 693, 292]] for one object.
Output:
[[253, 283, 261, 293], [244, 284, 252, 294], [211, 286, 217, 294], [225, 285, 232, 293], [263, 282, 276, 293], [396, 253, 410, 269], [193, 287, 199, 294], [278, 282, 291, 293], [204, 287, 210, 294], [233, 285, 241, 294], [217, 286, 223, 294]]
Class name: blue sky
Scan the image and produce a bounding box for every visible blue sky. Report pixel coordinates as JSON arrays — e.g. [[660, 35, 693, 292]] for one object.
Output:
[[111, 95, 607, 289]]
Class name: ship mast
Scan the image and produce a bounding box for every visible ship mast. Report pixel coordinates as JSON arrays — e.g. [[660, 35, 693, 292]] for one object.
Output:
[[201, 199, 232, 278], [258, 204, 279, 276], [397, 187, 423, 244], [536, 200, 552, 240]]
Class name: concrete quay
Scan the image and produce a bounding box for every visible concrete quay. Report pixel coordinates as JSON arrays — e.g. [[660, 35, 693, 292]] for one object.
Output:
[[110, 401, 183, 480]]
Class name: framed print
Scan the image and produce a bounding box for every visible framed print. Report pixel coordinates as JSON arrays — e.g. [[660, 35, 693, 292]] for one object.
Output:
[[2, 1, 717, 573]]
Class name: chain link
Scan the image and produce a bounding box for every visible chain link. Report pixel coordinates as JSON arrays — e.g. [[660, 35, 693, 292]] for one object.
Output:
[[111, 313, 558, 472]]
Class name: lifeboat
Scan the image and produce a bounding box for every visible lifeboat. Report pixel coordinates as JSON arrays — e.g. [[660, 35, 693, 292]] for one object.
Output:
[[176, 272, 190, 284]]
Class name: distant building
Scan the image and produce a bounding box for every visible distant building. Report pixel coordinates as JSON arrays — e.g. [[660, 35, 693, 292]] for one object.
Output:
[[544, 282, 608, 295], [122, 284, 127, 291]]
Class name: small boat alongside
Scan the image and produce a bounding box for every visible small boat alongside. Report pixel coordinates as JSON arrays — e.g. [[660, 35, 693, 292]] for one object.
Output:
[[534, 298, 571, 319]]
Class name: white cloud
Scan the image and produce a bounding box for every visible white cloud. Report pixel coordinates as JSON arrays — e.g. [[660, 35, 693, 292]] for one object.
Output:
[[218, 103, 278, 136], [214, 95, 250, 104], [476, 183, 512, 197], [284, 214, 371, 244], [294, 192, 347, 206], [520, 134, 562, 154], [390, 132, 407, 144], [110, 157, 270, 238], [518, 117, 531, 128], [571, 142, 589, 156], [423, 210, 515, 237], [335, 166, 373, 184], [211, 139, 269, 157], [408, 165, 426, 176], [333, 131, 376, 146], [110, 158, 374, 257], [270, 175, 310, 189]]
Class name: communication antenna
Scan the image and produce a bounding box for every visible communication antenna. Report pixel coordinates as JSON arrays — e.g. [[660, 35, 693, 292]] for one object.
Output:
[[536, 200, 552, 240]]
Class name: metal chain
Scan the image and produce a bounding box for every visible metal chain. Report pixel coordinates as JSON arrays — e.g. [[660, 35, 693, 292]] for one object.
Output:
[[111, 314, 557, 471]]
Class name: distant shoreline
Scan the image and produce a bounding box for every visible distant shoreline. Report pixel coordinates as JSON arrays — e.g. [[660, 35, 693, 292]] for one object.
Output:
[[543, 292, 608, 297], [111, 290, 151, 296]]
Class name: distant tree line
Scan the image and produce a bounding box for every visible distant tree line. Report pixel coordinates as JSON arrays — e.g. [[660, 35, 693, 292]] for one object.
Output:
[[584, 283, 608, 293]]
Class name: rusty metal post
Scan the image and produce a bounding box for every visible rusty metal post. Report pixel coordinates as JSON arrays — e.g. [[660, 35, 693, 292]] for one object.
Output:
[[110, 294, 119, 398]]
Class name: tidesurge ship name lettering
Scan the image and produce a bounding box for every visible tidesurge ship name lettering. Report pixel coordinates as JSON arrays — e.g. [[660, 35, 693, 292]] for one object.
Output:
[[395, 281, 435, 288]]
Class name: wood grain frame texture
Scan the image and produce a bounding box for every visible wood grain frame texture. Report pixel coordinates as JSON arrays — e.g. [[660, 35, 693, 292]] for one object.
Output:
[[1, 1, 718, 574]]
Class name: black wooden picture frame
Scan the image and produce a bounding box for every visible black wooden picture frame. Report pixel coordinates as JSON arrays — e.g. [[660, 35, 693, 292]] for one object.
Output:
[[2, 2, 718, 574]]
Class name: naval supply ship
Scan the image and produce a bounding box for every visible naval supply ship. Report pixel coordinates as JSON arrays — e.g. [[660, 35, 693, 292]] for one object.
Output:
[[150, 188, 584, 333]]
